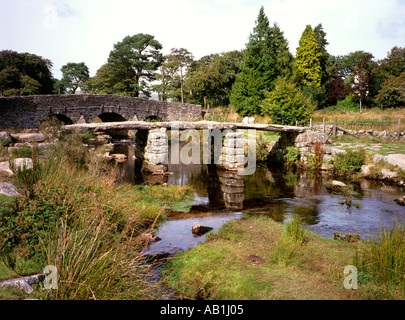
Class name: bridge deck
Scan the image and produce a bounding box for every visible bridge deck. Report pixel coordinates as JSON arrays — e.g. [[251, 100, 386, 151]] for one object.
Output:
[[62, 120, 308, 133]]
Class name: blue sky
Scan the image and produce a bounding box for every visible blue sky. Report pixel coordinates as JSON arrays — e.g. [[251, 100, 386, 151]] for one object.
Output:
[[1, 0, 404, 79]]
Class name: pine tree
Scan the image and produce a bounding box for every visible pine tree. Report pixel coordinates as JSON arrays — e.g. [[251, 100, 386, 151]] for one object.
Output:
[[294, 25, 322, 88], [230, 7, 293, 115]]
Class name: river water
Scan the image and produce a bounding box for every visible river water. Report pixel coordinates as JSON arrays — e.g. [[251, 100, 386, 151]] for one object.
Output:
[[112, 141, 405, 257]]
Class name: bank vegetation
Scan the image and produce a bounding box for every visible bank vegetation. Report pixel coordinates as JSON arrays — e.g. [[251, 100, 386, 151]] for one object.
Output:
[[0, 131, 193, 299]]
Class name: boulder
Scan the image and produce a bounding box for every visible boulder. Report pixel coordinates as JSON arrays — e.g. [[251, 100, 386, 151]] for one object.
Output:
[[360, 165, 371, 177], [0, 274, 44, 294], [0, 132, 14, 146], [394, 196, 405, 206], [381, 168, 398, 180], [372, 154, 386, 163], [11, 133, 47, 143], [326, 180, 350, 192], [0, 182, 21, 197], [0, 158, 33, 176], [110, 153, 128, 163], [192, 224, 213, 236], [385, 154, 405, 171]]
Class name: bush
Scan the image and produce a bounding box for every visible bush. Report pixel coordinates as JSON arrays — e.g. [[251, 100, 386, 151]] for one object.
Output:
[[375, 72, 405, 109], [332, 94, 360, 112], [330, 149, 365, 179], [261, 77, 316, 126], [284, 146, 301, 170]]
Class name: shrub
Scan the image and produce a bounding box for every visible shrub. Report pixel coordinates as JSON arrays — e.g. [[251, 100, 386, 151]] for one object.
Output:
[[284, 146, 301, 170], [375, 72, 405, 109], [333, 94, 360, 112], [261, 77, 316, 126], [330, 149, 365, 179]]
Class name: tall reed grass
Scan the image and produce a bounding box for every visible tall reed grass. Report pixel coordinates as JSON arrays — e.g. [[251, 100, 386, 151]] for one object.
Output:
[[354, 223, 405, 287], [1, 131, 194, 299]]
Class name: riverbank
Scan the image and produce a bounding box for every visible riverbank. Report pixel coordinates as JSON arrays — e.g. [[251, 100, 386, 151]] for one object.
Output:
[[162, 214, 405, 300], [0, 131, 194, 300], [161, 133, 405, 300]]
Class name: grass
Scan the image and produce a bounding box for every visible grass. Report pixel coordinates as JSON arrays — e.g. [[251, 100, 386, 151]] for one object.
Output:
[[312, 107, 405, 132], [164, 215, 405, 300], [162, 215, 364, 300], [0, 131, 194, 300], [204, 105, 272, 125], [354, 224, 405, 286]]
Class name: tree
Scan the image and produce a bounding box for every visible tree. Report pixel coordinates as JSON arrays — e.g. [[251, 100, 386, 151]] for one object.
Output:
[[334, 51, 368, 81], [326, 76, 351, 106], [375, 72, 405, 109], [375, 46, 405, 94], [0, 67, 21, 96], [82, 64, 117, 94], [351, 53, 376, 112], [61, 62, 89, 94], [261, 77, 316, 126], [0, 50, 54, 95], [294, 25, 322, 88], [230, 7, 293, 115], [107, 33, 163, 97], [164, 48, 194, 103], [184, 50, 244, 107], [20, 75, 41, 96]]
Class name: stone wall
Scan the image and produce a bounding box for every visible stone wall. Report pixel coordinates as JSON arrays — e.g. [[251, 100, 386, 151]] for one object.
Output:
[[0, 94, 202, 129]]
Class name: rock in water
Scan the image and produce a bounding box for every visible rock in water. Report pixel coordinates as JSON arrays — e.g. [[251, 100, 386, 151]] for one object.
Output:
[[192, 224, 213, 236], [394, 196, 405, 206]]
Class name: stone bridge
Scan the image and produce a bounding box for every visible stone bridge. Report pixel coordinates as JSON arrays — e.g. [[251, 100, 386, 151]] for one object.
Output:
[[0, 94, 202, 129], [63, 120, 321, 177]]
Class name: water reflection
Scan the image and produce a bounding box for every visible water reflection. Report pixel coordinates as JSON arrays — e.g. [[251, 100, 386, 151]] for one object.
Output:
[[113, 142, 405, 246]]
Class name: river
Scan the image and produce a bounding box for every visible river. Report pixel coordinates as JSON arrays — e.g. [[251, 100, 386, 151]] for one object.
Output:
[[112, 141, 405, 256]]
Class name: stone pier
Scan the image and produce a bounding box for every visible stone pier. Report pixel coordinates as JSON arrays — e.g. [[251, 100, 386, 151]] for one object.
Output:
[[218, 131, 245, 171], [218, 170, 244, 210], [138, 128, 169, 173]]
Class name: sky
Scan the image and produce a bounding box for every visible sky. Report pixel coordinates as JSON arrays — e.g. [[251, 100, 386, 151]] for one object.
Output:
[[1, 0, 405, 80]]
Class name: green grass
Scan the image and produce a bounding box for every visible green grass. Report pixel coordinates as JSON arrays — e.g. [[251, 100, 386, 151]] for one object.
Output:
[[354, 223, 405, 297], [163, 215, 363, 300], [0, 132, 194, 300]]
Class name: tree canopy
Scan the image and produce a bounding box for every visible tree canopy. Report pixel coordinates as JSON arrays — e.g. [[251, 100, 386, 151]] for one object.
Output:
[[0, 50, 54, 96], [230, 7, 293, 115], [107, 33, 164, 97], [294, 25, 322, 88], [61, 62, 89, 94]]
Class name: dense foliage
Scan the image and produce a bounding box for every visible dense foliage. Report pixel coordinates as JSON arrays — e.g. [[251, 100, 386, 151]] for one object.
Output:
[[0, 50, 54, 96], [230, 7, 293, 115], [261, 78, 316, 125]]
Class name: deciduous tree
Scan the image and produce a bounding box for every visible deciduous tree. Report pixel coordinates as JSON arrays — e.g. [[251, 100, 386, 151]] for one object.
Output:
[[164, 48, 194, 103], [184, 50, 243, 107], [0, 50, 53, 95]]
